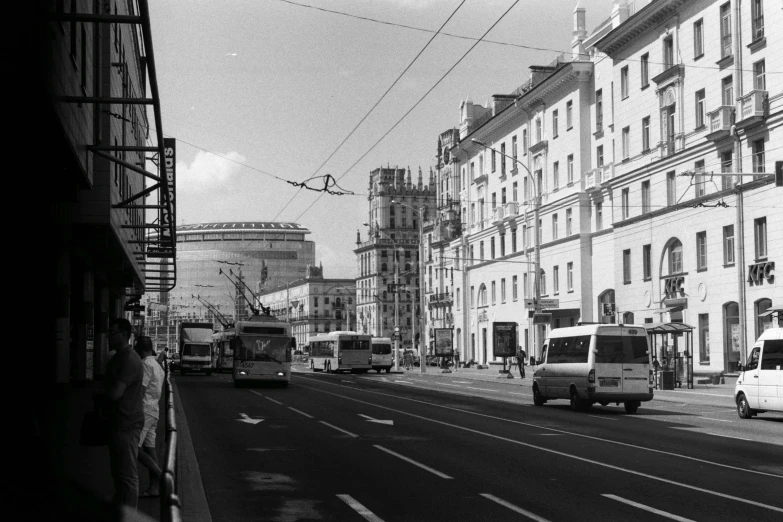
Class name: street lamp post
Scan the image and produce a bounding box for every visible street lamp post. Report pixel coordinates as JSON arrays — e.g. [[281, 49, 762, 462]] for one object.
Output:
[[391, 200, 427, 374], [472, 139, 540, 364]]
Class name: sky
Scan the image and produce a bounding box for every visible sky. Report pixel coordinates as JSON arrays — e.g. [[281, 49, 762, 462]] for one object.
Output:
[[148, 0, 614, 279]]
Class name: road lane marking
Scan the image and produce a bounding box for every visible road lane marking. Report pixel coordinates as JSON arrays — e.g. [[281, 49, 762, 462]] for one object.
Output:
[[603, 494, 695, 521], [336, 494, 384, 522], [452, 381, 471, 384], [296, 376, 783, 477], [480, 493, 550, 522], [671, 428, 752, 441], [695, 417, 734, 423], [465, 386, 497, 392], [237, 413, 264, 425], [265, 397, 284, 405], [288, 407, 313, 419], [588, 415, 618, 421], [359, 414, 394, 426], [373, 445, 452, 479], [342, 380, 355, 384], [320, 421, 359, 438]]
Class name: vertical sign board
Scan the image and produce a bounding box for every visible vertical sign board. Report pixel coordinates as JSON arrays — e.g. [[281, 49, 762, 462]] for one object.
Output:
[[155, 138, 176, 256], [434, 328, 453, 357], [492, 322, 517, 358]]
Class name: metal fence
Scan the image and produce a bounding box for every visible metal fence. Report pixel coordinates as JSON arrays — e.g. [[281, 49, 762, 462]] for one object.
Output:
[[160, 360, 183, 522]]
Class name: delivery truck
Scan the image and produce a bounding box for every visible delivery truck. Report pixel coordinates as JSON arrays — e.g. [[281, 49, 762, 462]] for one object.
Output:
[[178, 322, 215, 376]]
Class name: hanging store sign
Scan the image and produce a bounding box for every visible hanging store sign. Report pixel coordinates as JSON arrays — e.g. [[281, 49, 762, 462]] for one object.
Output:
[[747, 261, 774, 286], [153, 138, 176, 258], [662, 275, 686, 300]]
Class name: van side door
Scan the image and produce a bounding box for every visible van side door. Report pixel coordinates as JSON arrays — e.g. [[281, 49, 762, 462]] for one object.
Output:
[[744, 347, 761, 409], [758, 339, 783, 411]]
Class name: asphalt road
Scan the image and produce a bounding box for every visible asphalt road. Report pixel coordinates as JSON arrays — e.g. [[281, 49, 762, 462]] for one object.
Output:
[[175, 367, 783, 522]]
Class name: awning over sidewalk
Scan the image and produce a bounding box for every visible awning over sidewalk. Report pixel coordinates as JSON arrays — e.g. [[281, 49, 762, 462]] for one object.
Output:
[[643, 322, 694, 334]]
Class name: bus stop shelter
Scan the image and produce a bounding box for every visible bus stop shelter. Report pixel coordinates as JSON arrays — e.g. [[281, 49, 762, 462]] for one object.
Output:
[[644, 323, 694, 389]]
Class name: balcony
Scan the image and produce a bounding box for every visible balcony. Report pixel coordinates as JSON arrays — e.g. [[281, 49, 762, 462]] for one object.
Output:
[[582, 163, 614, 191], [528, 139, 548, 155], [503, 202, 519, 221], [432, 221, 458, 245], [429, 292, 453, 306], [492, 206, 504, 224], [736, 90, 767, 130], [474, 171, 488, 185], [705, 105, 735, 141]]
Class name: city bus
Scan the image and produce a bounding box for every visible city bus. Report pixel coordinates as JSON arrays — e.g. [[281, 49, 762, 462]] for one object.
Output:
[[212, 328, 236, 373], [371, 337, 393, 373], [309, 331, 372, 374], [232, 314, 294, 387]]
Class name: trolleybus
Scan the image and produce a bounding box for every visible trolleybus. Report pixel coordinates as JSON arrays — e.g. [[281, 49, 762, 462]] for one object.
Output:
[[232, 314, 294, 387], [309, 331, 372, 373]]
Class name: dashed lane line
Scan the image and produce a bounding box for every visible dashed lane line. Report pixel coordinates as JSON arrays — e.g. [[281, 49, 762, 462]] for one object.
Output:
[[373, 445, 453, 479], [588, 415, 618, 421], [602, 494, 695, 521], [336, 494, 384, 522], [480, 493, 550, 522], [288, 407, 313, 419], [319, 421, 359, 438]]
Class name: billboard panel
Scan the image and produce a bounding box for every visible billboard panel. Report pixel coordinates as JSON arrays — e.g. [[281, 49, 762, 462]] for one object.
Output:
[[434, 328, 453, 356], [492, 322, 517, 358]]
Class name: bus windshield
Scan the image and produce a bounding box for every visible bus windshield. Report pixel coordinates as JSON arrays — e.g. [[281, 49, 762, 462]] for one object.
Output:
[[372, 343, 392, 355], [339, 339, 370, 351], [235, 336, 290, 363], [183, 343, 210, 357]]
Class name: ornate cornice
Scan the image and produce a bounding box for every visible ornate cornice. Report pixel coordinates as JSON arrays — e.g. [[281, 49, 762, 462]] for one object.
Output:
[[595, 0, 690, 57]]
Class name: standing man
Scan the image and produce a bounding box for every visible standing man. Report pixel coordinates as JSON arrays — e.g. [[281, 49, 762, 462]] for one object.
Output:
[[136, 336, 164, 498], [454, 349, 460, 369], [101, 318, 144, 508], [517, 346, 526, 378], [156, 347, 169, 368]]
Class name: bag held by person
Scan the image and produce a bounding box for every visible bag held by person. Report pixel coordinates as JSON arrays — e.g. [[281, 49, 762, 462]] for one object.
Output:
[[79, 409, 109, 446]]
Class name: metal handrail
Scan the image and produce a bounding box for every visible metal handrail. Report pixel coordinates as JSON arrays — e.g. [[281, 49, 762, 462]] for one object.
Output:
[[160, 359, 183, 522]]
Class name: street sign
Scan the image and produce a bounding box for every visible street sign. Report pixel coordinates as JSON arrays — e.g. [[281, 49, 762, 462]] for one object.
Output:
[[533, 313, 552, 325], [524, 299, 559, 309], [524, 299, 536, 309]]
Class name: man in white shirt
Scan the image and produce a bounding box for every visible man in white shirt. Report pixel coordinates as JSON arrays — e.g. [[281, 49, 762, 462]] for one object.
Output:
[[135, 336, 164, 498]]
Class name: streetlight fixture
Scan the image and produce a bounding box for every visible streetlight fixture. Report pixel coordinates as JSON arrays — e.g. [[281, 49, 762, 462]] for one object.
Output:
[[471, 138, 541, 364], [391, 200, 427, 374]]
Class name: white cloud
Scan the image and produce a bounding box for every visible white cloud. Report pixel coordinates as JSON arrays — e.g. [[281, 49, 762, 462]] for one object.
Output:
[[177, 150, 246, 192]]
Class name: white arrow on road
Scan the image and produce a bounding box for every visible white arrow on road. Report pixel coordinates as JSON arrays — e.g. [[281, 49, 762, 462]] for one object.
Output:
[[237, 413, 264, 425], [358, 414, 394, 426]]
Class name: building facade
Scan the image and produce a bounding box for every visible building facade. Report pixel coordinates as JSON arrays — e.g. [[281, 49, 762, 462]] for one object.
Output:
[[430, 0, 781, 373], [354, 167, 436, 353]]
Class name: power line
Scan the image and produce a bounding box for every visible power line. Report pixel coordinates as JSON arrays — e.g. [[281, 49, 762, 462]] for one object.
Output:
[[292, 0, 523, 223]]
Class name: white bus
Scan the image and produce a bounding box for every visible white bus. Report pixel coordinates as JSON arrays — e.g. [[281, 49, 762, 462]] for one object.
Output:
[[309, 331, 372, 374], [232, 314, 294, 387], [371, 337, 393, 373]]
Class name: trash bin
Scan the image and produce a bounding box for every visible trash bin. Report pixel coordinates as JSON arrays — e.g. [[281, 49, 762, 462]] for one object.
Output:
[[712, 374, 721, 385], [660, 370, 675, 390]]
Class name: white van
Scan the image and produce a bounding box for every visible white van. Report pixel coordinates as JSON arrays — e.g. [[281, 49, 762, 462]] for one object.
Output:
[[371, 337, 393, 373], [735, 327, 782, 419], [533, 324, 653, 413]]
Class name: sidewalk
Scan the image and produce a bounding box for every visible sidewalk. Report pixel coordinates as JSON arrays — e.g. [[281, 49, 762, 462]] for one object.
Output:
[[395, 364, 738, 408]]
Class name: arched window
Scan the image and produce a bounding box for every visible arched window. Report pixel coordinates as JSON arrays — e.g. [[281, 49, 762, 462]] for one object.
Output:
[[478, 285, 487, 307], [598, 289, 616, 324], [381, 262, 388, 272], [405, 263, 412, 271], [622, 312, 635, 324], [755, 298, 773, 338], [668, 240, 683, 275]]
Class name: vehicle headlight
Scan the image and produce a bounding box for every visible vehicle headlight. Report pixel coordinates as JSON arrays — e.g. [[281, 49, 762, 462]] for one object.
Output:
[[276, 371, 284, 377], [239, 371, 248, 375]]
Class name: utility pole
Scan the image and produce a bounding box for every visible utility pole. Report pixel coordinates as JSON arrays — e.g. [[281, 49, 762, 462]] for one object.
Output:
[[418, 206, 427, 373], [394, 249, 400, 372]]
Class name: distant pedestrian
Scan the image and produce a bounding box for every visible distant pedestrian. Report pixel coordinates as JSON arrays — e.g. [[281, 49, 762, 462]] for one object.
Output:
[[454, 350, 460, 368], [156, 347, 169, 368], [517, 347, 526, 378], [98, 318, 144, 508], [135, 336, 164, 498], [403, 350, 412, 370]]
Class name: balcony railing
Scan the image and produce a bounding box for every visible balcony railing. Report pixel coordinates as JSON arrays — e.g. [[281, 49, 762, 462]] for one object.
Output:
[[739, 90, 767, 122], [492, 206, 504, 224], [429, 292, 453, 305], [582, 163, 613, 191], [706, 105, 734, 141], [503, 202, 519, 220]]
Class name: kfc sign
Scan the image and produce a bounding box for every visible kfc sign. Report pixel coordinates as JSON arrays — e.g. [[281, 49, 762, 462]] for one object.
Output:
[[747, 261, 774, 286]]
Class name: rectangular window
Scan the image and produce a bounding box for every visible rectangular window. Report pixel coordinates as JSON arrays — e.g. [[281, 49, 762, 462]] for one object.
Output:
[[663, 36, 674, 68], [512, 135, 517, 161], [721, 150, 733, 190], [752, 139, 765, 180], [491, 149, 496, 172], [512, 275, 518, 300], [754, 60, 766, 91], [567, 262, 573, 291], [566, 208, 572, 236], [755, 217, 767, 259], [566, 100, 573, 129], [552, 110, 559, 138], [567, 154, 574, 183], [523, 273, 528, 299], [553, 266, 560, 294], [491, 281, 496, 305], [643, 244, 652, 280], [552, 214, 558, 241], [597, 145, 604, 167], [666, 171, 676, 206], [500, 233, 506, 257], [720, 3, 732, 58], [501, 187, 507, 205], [695, 89, 706, 128], [699, 314, 710, 362], [622, 127, 630, 160], [523, 177, 529, 201], [553, 161, 559, 190], [752, 0, 765, 40], [695, 160, 706, 197], [694, 19, 704, 58], [641, 53, 649, 87], [724, 225, 735, 265], [540, 270, 547, 296], [697, 231, 708, 269], [480, 241, 485, 261], [595, 202, 603, 230], [512, 181, 518, 202], [623, 249, 631, 283], [620, 66, 629, 99], [501, 143, 506, 176], [471, 286, 475, 307], [491, 237, 495, 259], [621, 188, 630, 220], [642, 116, 650, 151], [722, 75, 733, 105], [512, 228, 517, 253], [501, 278, 506, 303], [596, 89, 603, 132], [523, 129, 528, 154]]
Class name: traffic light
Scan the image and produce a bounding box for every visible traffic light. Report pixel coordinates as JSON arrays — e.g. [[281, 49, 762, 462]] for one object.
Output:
[[776, 161, 783, 187]]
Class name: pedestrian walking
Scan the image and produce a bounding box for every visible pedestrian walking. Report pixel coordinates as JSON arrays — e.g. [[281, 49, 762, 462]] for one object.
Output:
[[135, 336, 164, 498], [454, 350, 460, 368], [156, 347, 169, 369], [403, 350, 412, 370], [98, 318, 145, 508], [517, 347, 526, 378]]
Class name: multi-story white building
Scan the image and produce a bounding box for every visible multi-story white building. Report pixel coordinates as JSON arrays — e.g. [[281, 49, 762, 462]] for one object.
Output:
[[430, 0, 781, 374]]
